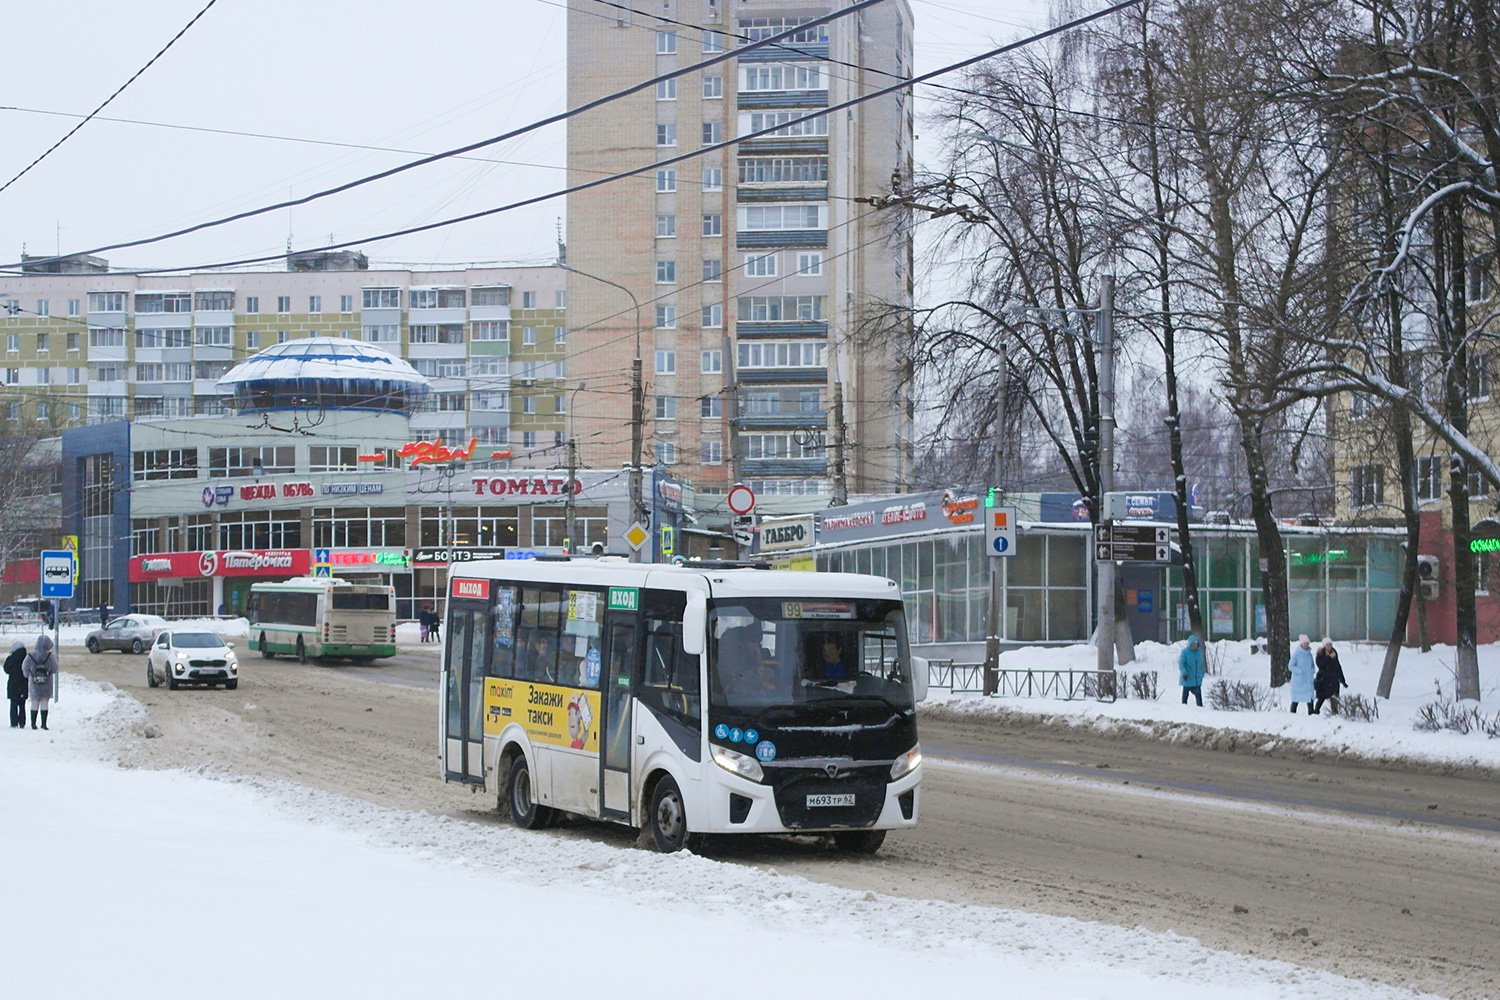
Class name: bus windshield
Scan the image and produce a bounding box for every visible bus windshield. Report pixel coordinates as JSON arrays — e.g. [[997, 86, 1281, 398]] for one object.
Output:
[[331, 591, 392, 611], [708, 598, 913, 714]]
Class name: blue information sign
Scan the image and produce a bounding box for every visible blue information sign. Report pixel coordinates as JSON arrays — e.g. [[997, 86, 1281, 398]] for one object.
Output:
[[41, 550, 75, 599]]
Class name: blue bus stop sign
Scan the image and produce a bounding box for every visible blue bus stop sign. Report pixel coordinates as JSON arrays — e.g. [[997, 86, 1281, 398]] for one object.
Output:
[[41, 550, 75, 599]]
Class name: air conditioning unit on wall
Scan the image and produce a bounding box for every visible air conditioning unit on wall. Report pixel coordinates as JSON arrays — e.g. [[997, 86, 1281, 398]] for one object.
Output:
[[1418, 555, 1440, 601]]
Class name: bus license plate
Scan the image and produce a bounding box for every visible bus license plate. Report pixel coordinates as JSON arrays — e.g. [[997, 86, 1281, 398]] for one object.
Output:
[[806, 793, 855, 808]]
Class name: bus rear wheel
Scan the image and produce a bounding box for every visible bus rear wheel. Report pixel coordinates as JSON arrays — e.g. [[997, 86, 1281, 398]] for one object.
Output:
[[507, 755, 554, 830], [833, 830, 886, 854], [648, 775, 702, 853], [259, 633, 273, 659]]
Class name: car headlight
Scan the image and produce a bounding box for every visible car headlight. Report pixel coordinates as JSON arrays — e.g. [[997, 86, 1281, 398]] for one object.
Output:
[[711, 744, 764, 782], [890, 743, 922, 780], [175, 651, 188, 660]]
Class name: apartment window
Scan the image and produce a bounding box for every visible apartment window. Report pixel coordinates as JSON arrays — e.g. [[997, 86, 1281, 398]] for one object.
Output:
[[413, 359, 468, 378], [36, 333, 49, 352], [743, 111, 828, 138], [5, 335, 16, 352], [657, 260, 677, 284], [744, 252, 778, 277], [656, 79, 677, 100], [701, 349, 722, 373], [743, 204, 822, 230], [702, 122, 723, 145], [703, 213, 722, 236], [88, 327, 126, 347], [410, 324, 464, 344], [655, 442, 678, 465], [1470, 464, 1488, 499], [656, 350, 677, 374], [472, 286, 510, 306], [475, 391, 509, 411], [737, 340, 826, 368], [701, 440, 723, 464], [245, 296, 260, 314], [67, 299, 80, 317], [132, 448, 199, 482], [1468, 352, 1491, 401], [554, 325, 566, 345], [738, 16, 828, 44], [36, 300, 49, 317], [1416, 456, 1443, 502], [656, 30, 677, 53], [471, 359, 505, 377], [796, 252, 823, 275], [137, 362, 192, 382], [655, 395, 677, 420], [68, 402, 81, 419], [36, 401, 49, 420], [703, 258, 722, 282], [411, 290, 438, 309], [3, 368, 17, 385], [703, 168, 723, 191], [702, 74, 723, 99], [702, 304, 723, 328], [472, 320, 509, 341], [554, 394, 566, 415], [87, 292, 125, 312], [656, 169, 678, 192], [363, 324, 399, 343], [555, 290, 566, 309], [701, 396, 722, 418], [309, 446, 360, 473], [362, 288, 401, 309], [194, 361, 233, 380], [657, 214, 677, 238], [278, 331, 291, 343], [521, 326, 537, 346], [67, 333, 78, 351], [522, 291, 538, 309], [68, 367, 81, 384], [276, 295, 291, 314], [340, 294, 354, 313], [135, 292, 191, 314], [194, 291, 233, 311], [246, 330, 260, 349], [7, 402, 18, 420], [309, 295, 322, 314], [135, 329, 191, 348], [744, 433, 822, 460], [522, 431, 538, 449], [194, 326, 232, 346], [737, 295, 827, 322], [741, 64, 824, 91], [656, 305, 677, 329], [657, 123, 678, 147], [703, 30, 726, 52], [1350, 464, 1383, 508]]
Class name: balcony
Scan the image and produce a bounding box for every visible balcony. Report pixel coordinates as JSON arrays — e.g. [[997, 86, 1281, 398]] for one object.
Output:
[[741, 456, 827, 476], [737, 367, 827, 384], [737, 230, 828, 249], [736, 90, 829, 110], [736, 185, 828, 202], [736, 321, 827, 338], [739, 42, 829, 62], [740, 411, 826, 429]]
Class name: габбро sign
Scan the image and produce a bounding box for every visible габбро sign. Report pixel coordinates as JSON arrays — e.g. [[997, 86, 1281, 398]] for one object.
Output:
[[758, 515, 814, 553]]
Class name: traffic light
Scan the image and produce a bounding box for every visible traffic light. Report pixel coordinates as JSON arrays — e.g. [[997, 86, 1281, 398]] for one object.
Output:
[[985, 487, 999, 509]]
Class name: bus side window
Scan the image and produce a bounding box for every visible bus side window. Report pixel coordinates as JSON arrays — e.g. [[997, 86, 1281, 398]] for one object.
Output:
[[642, 624, 700, 726], [516, 586, 562, 684], [490, 587, 517, 678]]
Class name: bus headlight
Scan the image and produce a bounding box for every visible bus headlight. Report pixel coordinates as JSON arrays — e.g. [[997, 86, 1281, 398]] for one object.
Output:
[[711, 744, 764, 782], [890, 744, 922, 780]]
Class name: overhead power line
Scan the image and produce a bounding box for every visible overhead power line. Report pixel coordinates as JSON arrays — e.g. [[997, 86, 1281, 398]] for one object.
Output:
[[4, 0, 885, 272], [0, 0, 221, 199]]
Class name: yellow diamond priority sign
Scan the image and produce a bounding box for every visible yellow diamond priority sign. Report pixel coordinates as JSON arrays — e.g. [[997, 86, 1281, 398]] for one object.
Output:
[[624, 522, 650, 550]]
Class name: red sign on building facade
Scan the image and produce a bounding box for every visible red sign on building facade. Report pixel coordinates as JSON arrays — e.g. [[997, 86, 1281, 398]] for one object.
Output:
[[129, 549, 312, 582]]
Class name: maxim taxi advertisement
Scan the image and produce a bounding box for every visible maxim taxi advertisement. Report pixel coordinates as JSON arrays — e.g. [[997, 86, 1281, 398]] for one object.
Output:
[[485, 679, 600, 753]]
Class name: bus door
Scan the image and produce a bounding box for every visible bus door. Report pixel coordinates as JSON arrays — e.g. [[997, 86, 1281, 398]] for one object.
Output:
[[599, 608, 639, 820], [443, 597, 489, 784]]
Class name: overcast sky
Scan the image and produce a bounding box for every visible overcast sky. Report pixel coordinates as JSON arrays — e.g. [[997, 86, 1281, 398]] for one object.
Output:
[[0, 0, 1049, 275]]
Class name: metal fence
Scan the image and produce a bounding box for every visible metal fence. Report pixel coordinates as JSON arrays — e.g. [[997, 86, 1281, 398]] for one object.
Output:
[[926, 661, 1119, 703]]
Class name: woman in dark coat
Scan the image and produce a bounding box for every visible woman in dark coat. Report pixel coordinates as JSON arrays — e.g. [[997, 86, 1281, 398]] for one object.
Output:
[[4, 639, 27, 728], [1312, 637, 1347, 715]]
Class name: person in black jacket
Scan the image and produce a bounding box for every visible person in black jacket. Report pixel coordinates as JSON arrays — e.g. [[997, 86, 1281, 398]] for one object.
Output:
[[4, 639, 26, 729], [1312, 637, 1348, 715]]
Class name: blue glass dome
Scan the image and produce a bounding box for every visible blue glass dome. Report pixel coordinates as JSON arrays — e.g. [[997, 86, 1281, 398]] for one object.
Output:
[[217, 337, 430, 414]]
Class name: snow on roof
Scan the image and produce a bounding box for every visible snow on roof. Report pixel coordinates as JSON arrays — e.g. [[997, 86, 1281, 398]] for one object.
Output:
[[216, 337, 427, 387]]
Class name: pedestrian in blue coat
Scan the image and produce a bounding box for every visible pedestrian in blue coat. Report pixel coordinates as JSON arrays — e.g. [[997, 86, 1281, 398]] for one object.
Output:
[[1178, 634, 1206, 706], [1289, 634, 1315, 713]]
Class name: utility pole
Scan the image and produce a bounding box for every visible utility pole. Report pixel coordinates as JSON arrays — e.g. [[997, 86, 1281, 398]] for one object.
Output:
[[830, 381, 849, 505], [565, 436, 578, 554], [982, 344, 1006, 696], [722, 332, 743, 483], [1095, 275, 1117, 677], [630, 356, 645, 561]]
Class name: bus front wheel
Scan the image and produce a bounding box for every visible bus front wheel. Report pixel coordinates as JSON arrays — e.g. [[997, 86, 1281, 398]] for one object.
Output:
[[507, 755, 554, 830], [833, 830, 886, 854], [648, 775, 702, 853], [259, 633, 273, 659]]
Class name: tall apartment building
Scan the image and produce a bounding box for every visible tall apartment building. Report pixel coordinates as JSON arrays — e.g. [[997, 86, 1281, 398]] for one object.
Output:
[[565, 0, 914, 497], [0, 254, 570, 466]]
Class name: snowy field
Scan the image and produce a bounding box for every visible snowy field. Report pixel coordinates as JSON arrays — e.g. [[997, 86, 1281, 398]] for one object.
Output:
[[932, 640, 1500, 770], [0, 674, 1452, 999]]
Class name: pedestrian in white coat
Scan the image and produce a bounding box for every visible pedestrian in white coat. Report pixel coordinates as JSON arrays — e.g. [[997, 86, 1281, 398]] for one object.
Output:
[[1288, 634, 1315, 714], [23, 633, 59, 730]]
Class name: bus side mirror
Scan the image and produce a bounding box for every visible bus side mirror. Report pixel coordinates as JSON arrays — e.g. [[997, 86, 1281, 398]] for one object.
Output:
[[682, 593, 706, 656], [911, 656, 929, 702]]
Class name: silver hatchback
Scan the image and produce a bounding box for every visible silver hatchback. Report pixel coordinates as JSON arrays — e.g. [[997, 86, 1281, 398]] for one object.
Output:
[[85, 615, 169, 655]]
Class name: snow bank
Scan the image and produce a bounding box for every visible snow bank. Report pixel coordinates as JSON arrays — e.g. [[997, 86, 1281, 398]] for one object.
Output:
[[928, 640, 1500, 770], [0, 674, 1449, 1000]]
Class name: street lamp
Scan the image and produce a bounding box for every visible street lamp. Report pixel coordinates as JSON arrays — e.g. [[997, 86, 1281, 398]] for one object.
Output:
[[564, 382, 587, 553], [558, 262, 646, 561]]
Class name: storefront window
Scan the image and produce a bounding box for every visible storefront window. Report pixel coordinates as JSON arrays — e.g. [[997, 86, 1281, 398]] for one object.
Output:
[[312, 506, 405, 548]]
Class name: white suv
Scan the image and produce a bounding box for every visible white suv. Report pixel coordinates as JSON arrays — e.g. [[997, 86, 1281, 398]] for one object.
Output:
[[147, 631, 240, 690]]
